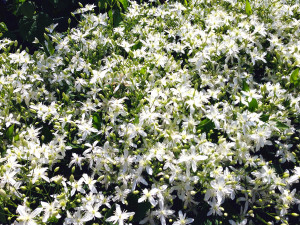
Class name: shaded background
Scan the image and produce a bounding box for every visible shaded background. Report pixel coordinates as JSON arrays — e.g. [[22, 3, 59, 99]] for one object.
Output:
[[0, 0, 129, 53]]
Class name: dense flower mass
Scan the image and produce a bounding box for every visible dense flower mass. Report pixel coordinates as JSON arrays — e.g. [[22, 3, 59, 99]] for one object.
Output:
[[0, 0, 300, 224]]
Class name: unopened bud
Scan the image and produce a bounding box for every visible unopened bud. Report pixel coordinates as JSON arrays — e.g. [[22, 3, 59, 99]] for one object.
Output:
[[43, 33, 50, 42], [0, 189, 6, 197], [20, 186, 27, 191], [70, 175, 74, 182], [71, 166, 75, 173]]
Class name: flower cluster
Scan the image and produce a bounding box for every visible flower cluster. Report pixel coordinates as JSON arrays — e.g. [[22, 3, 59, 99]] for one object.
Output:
[[0, 0, 299, 224]]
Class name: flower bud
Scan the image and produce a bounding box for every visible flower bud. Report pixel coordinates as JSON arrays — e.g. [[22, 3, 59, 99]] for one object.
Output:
[[70, 175, 74, 182], [71, 166, 75, 174], [0, 189, 6, 197]]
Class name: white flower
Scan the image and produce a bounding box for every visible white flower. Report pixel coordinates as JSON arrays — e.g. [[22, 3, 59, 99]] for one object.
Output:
[[41, 201, 61, 223], [229, 219, 247, 225], [250, 126, 272, 151], [153, 200, 174, 225], [138, 188, 159, 206], [207, 199, 224, 216], [172, 210, 194, 225], [82, 203, 102, 221], [16, 205, 42, 225], [29, 167, 50, 184], [106, 204, 135, 225]]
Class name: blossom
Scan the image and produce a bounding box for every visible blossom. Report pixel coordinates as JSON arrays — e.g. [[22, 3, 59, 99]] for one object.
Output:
[[106, 204, 135, 225], [153, 200, 174, 225], [16, 205, 42, 225], [41, 201, 61, 223], [138, 188, 159, 206], [29, 167, 50, 184], [172, 210, 194, 225]]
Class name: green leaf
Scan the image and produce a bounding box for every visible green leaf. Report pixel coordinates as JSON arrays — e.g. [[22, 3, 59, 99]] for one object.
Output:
[[46, 39, 55, 55], [108, 9, 113, 25], [92, 113, 102, 129], [132, 40, 142, 51], [0, 207, 7, 223], [245, 0, 252, 16], [260, 114, 269, 122], [118, 0, 128, 10], [242, 79, 250, 92], [19, 17, 36, 42], [248, 98, 258, 112], [290, 68, 299, 85], [197, 118, 215, 133], [5, 124, 14, 141], [276, 121, 289, 130], [14, 134, 20, 142], [0, 22, 8, 33], [113, 8, 122, 27], [19, 2, 35, 18], [67, 143, 82, 149]]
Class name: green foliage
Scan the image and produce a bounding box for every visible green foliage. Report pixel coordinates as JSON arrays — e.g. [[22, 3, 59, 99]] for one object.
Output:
[[245, 0, 252, 16], [242, 79, 250, 92], [0, 0, 130, 52], [118, 0, 129, 10], [5, 124, 14, 141], [92, 113, 102, 130], [0, 22, 8, 33], [16, 1, 35, 18], [290, 67, 299, 86], [0, 22, 8, 37], [276, 121, 290, 130], [248, 98, 258, 112], [197, 119, 215, 134]]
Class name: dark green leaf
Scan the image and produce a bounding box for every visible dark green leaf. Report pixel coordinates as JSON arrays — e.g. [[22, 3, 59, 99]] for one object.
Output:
[[276, 121, 289, 130], [132, 40, 142, 51], [197, 118, 215, 133], [5, 124, 14, 141], [67, 143, 82, 149], [248, 98, 258, 112], [113, 8, 122, 27], [260, 114, 269, 122], [245, 0, 252, 16], [19, 17, 37, 42], [108, 9, 113, 25], [19, 2, 35, 18], [242, 79, 250, 92], [0, 207, 7, 223], [92, 113, 102, 129]]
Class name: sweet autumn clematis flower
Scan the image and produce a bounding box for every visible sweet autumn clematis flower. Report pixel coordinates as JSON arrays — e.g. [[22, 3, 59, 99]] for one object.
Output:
[[16, 205, 42, 225], [106, 204, 135, 225]]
